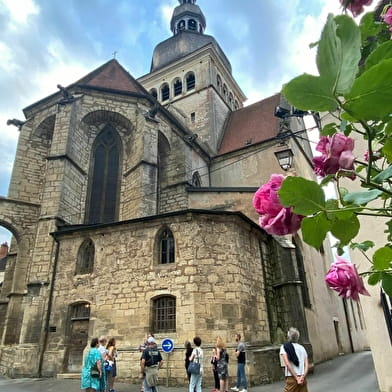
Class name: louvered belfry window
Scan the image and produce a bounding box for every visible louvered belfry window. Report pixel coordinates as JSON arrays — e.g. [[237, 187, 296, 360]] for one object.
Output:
[[87, 125, 120, 224]]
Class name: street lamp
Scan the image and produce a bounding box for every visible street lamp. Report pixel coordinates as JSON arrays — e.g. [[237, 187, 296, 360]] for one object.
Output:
[[275, 148, 294, 171]]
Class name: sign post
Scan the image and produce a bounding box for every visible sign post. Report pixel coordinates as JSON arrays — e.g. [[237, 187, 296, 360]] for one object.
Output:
[[161, 338, 174, 387]]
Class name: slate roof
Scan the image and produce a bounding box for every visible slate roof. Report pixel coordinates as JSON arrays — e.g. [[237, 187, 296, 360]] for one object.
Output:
[[218, 94, 281, 155], [150, 32, 232, 73]]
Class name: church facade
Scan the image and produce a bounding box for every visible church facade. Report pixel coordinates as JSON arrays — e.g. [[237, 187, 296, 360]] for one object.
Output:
[[0, 0, 368, 384]]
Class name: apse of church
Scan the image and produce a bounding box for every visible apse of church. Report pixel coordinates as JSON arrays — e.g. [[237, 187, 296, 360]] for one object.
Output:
[[0, 0, 368, 384]]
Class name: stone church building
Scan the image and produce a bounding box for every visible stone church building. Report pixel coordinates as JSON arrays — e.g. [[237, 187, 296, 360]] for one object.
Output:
[[0, 0, 368, 384]]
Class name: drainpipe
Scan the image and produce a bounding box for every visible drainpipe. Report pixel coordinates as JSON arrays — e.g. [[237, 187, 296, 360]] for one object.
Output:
[[38, 232, 60, 377], [342, 298, 355, 353]]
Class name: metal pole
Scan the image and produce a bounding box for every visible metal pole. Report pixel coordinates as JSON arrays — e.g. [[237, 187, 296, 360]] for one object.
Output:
[[166, 353, 170, 387]]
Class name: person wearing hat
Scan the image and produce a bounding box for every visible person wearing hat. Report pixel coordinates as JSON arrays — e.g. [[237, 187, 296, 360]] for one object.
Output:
[[140, 337, 163, 392]]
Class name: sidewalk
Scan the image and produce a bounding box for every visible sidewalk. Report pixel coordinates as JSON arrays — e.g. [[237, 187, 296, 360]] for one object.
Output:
[[0, 351, 379, 392]]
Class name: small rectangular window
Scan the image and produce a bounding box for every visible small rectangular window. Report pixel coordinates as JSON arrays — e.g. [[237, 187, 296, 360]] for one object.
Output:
[[191, 112, 195, 123], [153, 297, 176, 332]]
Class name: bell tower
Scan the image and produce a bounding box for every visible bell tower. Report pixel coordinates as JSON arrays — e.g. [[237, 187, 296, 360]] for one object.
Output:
[[138, 0, 246, 153]]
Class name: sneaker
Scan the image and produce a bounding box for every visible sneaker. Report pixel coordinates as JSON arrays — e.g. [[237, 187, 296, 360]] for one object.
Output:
[[231, 388, 240, 392]]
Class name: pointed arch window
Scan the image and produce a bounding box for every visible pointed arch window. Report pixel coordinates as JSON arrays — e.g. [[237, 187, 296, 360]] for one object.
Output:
[[186, 72, 195, 91], [188, 19, 197, 31], [173, 79, 182, 96], [75, 239, 95, 275], [161, 83, 170, 101], [159, 228, 175, 264], [152, 296, 176, 333], [87, 125, 121, 224]]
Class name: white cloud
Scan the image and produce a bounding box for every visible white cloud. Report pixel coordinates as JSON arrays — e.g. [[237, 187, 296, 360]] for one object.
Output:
[[0, 42, 17, 72], [0, 0, 39, 25], [160, 0, 177, 33]]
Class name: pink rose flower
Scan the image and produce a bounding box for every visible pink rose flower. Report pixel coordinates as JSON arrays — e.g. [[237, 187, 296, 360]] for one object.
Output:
[[382, 7, 392, 31], [325, 256, 370, 301], [340, 0, 373, 17], [253, 174, 303, 235], [313, 133, 355, 178]]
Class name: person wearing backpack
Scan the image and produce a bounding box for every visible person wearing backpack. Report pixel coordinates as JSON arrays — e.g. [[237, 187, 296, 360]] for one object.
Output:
[[188, 336, 204, 392], [140, 337, 163, 392]]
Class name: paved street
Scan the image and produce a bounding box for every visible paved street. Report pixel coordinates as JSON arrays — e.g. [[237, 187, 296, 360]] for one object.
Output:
[[0, 351, 379, 392]]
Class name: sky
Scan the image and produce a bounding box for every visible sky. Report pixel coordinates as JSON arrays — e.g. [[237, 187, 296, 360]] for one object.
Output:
[[0, 0, 376, 245]]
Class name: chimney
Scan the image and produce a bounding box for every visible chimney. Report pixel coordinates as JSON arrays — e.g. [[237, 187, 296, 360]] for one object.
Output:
[[0, 242, 9, 259]]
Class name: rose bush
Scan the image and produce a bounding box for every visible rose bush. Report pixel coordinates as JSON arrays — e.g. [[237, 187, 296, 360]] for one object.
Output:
[[253, 0, 392, 300]]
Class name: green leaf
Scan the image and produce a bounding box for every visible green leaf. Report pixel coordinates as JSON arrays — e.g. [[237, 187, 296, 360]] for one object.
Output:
[[367, 271, 381, 286], [381, 273, 392, 297], [343, 189, 383, 205], [373, 246, 392, 270], [282, 74, 338, 112], [321, 123, 338, 136], [317, 14, 361, 95], [373, 165, 392, 184], [301, 214, 331, 249], [359, 12, 382, 43], [330, 214, 360, 246], [385, 121, 392, 137], [278, 177, 326, 215], [344, 58, 392, 121], [365, 41, 392, 70], [350, 240, 375, 252], [382, 137, 392, 163]]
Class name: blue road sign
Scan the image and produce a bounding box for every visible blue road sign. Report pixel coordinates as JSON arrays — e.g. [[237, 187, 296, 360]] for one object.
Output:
[[161, 338, 174, 353]]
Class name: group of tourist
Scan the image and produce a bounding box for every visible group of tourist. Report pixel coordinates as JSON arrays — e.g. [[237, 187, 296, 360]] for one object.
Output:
[[184, 328, 308, 392], [81, 335, 118, 392], [184, 334, 247, 392], [81, 327, 309, 392]]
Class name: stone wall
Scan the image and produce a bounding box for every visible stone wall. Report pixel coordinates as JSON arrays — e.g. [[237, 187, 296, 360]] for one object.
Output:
[[31, 211, 274, 381]]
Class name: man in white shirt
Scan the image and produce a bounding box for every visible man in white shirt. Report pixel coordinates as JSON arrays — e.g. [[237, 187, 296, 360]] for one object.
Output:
[[279, 327, 309, 392]]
